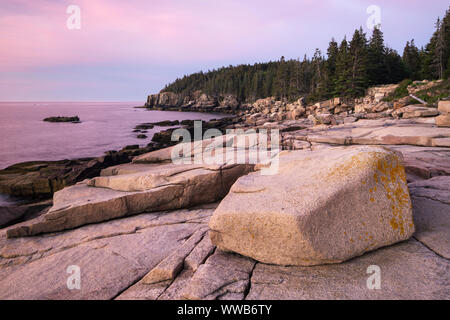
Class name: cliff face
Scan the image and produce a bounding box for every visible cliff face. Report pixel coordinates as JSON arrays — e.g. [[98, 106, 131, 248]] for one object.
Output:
[[147, 80, 446, 121], [146, 90, 241, 114]]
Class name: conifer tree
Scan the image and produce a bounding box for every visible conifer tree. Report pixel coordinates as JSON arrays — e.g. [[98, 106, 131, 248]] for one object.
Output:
[[348, 28, 369, 97], [324, 38, 339, 97], [402, 39, 422, 80], [368, 26, 388, 85], [334, 37, 352, 97]]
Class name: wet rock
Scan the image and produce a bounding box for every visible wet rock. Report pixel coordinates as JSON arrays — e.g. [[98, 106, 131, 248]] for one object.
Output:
[[0, 200, 51, 228], [134, 123, 154, 130], [43, 116, 80, 123]]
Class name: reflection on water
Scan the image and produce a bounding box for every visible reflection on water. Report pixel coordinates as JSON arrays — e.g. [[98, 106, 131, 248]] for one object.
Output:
[[0, 102, 224, 170], [0, 102, 225, 206]]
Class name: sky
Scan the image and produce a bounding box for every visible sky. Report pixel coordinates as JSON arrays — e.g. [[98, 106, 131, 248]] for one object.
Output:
[[0, 0, 449, 102]]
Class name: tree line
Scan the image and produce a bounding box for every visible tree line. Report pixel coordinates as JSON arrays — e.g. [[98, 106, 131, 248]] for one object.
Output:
[[161, 7, 450, 103]]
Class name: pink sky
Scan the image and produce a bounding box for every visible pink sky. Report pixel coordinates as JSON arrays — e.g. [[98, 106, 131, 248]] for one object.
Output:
[[0, 0, 448, 101]]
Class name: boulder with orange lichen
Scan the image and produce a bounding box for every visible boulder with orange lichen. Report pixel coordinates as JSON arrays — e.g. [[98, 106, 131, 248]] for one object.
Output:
[[209, 146, 415, 266]]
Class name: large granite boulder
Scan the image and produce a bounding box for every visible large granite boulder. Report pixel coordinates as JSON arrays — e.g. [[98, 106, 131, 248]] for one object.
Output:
[[209, 146, 415, 266]]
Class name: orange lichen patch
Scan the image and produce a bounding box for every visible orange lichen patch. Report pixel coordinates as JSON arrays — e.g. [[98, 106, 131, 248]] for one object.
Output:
[[374, 154, 411, 236], [324, 151, 387, 182], [323, 149, 413, 237], [390, 218, 399, 231]]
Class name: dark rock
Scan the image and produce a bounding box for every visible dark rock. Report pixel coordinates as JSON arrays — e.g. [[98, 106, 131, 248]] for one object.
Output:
[[122, 145, 140, 151], [0, 200, 52, 228], [134, 123, 154, 130], [43, 116, 80, 123], [145, 91, 241, 114], [180, 119, 201, 126], [0, 145, 156, 199], [151, 120, 180, 126]]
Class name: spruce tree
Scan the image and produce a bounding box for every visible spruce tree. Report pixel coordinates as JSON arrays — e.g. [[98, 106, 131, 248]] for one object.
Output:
[[443, 7, 450, 78], [385, 49, 408, 83], [334, 37, 352, 97], [403, 39, 422, 80], [434, 18, 445, 79], [348, 28, 369, 97], [325, 38, 339, 97], [368, 26, 388, 85], [310, 49, 326, 100]]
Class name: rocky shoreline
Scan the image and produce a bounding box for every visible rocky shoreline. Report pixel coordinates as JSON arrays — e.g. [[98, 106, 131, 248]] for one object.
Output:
[[0, 85, 449, 299], [0, 116, 236, 225]]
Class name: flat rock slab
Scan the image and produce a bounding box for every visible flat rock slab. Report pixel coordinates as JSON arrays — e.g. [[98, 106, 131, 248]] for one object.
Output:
[[300, 118, 450, 147], [409, 176, 450, 204], [246, 239, 449, 300], [0, 206, 214, 299], [141, 228, 208, 284], [210, 146, 415, 266], [180, 250, 256, 300], [409, 176, 450, 259], [7, 162, 253, 238], [387, 145, 450, 180]]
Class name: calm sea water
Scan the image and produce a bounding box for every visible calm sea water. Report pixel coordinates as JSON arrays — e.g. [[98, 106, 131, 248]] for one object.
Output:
[[0, 102, 223, 205]]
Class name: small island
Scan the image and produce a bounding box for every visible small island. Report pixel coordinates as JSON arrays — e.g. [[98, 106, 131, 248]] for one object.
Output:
[[43, 116, 80, 123]]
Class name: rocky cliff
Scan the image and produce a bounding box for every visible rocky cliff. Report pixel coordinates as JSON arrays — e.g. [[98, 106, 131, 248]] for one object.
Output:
[[146, 90, 241, 114], [147, 80, 449, 127]]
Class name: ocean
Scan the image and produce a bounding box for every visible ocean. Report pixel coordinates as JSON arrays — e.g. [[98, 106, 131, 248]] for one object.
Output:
[[0, 102, 224, 205]]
